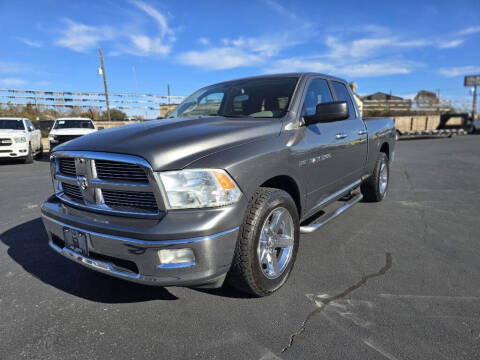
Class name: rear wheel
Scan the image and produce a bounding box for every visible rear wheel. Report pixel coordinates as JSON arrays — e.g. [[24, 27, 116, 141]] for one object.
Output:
[[361, 152, 389, 202], [227, 187, 299, 297]]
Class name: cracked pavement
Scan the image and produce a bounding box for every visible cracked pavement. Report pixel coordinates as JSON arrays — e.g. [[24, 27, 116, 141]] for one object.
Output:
[[1, 136, 480, 359]]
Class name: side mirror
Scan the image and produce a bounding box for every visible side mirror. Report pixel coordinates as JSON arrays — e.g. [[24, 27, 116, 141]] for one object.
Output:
[[303, 101, 349, 125], [98, 127, 104, 130]]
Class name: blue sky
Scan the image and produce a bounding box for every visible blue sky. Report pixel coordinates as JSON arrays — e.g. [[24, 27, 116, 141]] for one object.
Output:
[[1, 0, 479, 112]]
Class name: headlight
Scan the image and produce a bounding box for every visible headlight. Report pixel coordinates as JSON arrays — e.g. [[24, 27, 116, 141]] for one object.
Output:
[[48, 134, 57, 141], [159, 169, 242, 209], [14, 137, 27, 143]]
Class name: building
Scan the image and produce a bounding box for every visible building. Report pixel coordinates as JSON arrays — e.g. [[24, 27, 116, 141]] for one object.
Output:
[[361, 92, 412, 115], [159, 104, 179, 118]]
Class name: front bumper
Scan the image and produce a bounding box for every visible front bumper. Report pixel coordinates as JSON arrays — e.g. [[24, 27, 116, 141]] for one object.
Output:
[[0, 141, 28, 158], [41, 196, 246, 287]]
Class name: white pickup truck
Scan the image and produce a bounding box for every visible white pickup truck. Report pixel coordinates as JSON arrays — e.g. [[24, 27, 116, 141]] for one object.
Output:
[[0, 117, 43, 163], [48, 118, 97, 152]]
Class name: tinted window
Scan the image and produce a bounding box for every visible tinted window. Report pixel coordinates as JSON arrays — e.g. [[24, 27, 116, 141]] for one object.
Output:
[[169, 77, 298, 119], [0, 119, 24, 130], [331, 81, 356, 119], [302, 78, 333, 116], [54, 120, 94, 129]]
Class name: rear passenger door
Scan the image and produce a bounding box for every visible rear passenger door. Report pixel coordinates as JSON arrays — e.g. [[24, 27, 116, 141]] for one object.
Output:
[[329, 81, 368, 184], [293, 77, 353, 215]]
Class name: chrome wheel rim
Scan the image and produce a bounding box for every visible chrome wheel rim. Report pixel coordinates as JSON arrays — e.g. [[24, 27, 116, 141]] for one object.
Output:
[[379, 161, 388, 195], [257, 207, 295, 279]]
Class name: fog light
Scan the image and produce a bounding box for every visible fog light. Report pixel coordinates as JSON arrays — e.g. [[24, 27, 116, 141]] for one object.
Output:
[[158, 248, 195, 268]]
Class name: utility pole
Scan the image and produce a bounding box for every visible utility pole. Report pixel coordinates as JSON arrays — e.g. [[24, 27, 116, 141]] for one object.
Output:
[[473, 85, 477, 121], [167, 83, 171, 107], [435, 89, 441, 112], [98, 48, 111, 122]]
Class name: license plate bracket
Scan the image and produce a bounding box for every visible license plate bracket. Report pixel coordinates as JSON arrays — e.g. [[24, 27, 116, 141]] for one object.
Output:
[[63, 228, 89, 256]]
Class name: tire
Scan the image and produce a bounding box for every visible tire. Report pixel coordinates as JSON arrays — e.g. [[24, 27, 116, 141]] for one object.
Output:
[[35, 143, 44, 160], [23, 144, 34, 164], [395, 130, 400, 141], [227, 187, 300, 297], [361, 152, 389, 202]]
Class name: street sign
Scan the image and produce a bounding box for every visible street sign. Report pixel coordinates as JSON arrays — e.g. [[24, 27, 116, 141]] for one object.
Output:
[[464, 75, 480, 86]]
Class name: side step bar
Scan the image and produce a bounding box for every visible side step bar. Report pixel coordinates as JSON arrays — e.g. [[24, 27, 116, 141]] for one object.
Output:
[[300, 192, 363, 234]]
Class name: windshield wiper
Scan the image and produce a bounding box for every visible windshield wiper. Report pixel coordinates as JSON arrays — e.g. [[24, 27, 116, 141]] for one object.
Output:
[[217, 113, 252, 118]]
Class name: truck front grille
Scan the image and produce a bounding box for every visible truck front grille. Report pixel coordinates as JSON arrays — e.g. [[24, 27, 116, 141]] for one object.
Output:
[[56, 135, 81, 144], [95, 160, 149, 183], [52, 152, 162, 217], [61, 182, 83, 202], [102, 190, 158, 212], [0, 138, 12, 146], [59, 158, 76, 176]]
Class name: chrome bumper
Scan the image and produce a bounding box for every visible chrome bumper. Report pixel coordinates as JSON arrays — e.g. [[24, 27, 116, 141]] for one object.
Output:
[[42, 214, 239, 287]]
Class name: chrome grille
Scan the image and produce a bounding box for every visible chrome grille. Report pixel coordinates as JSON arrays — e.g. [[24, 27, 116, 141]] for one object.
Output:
[[0, 138, 12, 146], [61, 182, 83, 201], [52, 151, 162, 217], [59, 158, 76, 176], [95, 160, 148, 183], [102, 190, 158, 212]]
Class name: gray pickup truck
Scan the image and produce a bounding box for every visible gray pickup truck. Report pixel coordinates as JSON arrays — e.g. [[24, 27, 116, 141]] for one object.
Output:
[[41, 73, 395, 296]]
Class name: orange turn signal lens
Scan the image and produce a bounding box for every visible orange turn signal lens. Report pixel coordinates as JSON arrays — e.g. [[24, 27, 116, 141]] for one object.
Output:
[[213, 171, 236, 190]]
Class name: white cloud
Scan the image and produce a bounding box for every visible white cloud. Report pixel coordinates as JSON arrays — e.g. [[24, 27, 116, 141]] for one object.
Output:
[[54, 1, 174, 56], [179, 31, 304, 70], [438, 66, 480, 78], [265, 58, 336, 74], [263, 0, 298, 21], [339, 62, 413, 77], [178, 47, 264, 70], [126, 0, 175, 55], [436, 39, 464, 49], [265, 57, 416, 77], [0, 78, 27, 87], [198, 38, 210, 46], [19, 38, 43, 48], [0, 61, 28, 74], [456, 26, 480, 36], [55, 19, 115, 52]]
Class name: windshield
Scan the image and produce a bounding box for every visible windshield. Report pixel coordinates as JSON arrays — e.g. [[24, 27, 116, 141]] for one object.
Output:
[[54, 120, 94, 129], [169, 77, 299, 119], [0, 119, 24, 130]]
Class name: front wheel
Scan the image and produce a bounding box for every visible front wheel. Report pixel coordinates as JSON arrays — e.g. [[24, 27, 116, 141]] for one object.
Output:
[[23, 144, 34, 164], [227, 187, 299, 297]]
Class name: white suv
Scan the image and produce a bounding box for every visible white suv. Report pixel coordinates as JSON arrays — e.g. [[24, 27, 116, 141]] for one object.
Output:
[[48, 118, 97, 151]]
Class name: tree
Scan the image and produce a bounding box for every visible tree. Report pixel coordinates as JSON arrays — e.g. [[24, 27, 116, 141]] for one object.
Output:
[[106, 109, 127, 120]]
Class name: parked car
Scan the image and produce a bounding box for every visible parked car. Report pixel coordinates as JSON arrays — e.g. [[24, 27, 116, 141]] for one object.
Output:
[[0, 117, 42, 163], [42, 73, 395, 296], [48, 118, 97, 151]]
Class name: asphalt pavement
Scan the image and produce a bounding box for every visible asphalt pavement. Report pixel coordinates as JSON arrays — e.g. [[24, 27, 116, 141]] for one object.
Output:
[[1, 136, 480, 359]]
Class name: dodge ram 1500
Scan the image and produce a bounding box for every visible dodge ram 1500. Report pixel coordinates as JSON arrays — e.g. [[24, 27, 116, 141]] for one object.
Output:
[[0, 117, 42, 163], [41, 73, 395, 296]]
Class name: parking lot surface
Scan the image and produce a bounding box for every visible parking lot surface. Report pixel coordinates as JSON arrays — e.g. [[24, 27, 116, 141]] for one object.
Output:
[[1, 136, 480, 359]]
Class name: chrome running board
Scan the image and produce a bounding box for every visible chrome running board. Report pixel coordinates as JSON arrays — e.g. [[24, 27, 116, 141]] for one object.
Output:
[[300, 192, 363, 233]]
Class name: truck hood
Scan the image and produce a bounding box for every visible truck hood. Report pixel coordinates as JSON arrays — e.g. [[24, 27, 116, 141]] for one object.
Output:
[[55, 116, 282, 170], [0, 129, 26, 137], [49, 128, 97, 136]]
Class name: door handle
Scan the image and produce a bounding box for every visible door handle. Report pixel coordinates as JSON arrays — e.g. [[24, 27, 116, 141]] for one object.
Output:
[[335, 133, 348, 140], [357, 129, 367, 135]]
